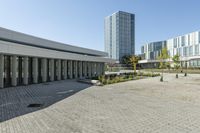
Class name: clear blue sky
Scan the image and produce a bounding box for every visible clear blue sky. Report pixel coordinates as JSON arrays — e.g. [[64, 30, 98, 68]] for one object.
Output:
[[0, 0, 200, 54]]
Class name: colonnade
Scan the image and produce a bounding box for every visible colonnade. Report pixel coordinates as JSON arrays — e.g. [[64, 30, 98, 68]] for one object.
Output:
[[0, 54, 105, 88]]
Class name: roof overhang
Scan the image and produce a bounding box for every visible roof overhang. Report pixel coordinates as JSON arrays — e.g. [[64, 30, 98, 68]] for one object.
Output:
[[0, 27, 108, 57]]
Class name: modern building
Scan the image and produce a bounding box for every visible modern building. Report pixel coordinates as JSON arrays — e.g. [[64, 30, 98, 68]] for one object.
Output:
[[104, 11, 135, 63], [0, 27, 114, 88], [139, 31, 200, 68]]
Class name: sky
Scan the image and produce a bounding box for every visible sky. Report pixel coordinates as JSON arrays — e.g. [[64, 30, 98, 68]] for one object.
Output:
[[0, 0, 200, 54]]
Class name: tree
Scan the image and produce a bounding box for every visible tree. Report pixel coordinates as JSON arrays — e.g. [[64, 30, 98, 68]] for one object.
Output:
[[172, 54, 180, 78], [158, 48, 170, 82], [129, 55, 140, 75], [121, 55, 131, 66]]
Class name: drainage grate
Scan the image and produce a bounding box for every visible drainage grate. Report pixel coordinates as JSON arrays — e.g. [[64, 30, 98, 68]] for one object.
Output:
[[27, 103, 44, 108]]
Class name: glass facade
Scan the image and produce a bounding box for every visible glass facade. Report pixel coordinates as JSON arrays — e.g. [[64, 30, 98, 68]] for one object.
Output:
[[105, 11, 135, 62], [141, 41, 166, 60], [141, 31, 200, 67]]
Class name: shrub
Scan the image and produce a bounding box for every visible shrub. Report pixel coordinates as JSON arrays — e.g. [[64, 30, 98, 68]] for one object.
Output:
[[128, 74, 133, 79], [114, 76, 120, 83], [135, 76, 140, 80], [102, 79, 107, 85]]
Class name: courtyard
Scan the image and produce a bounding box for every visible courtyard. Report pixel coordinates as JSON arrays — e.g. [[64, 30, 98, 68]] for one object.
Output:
[[1, 74, 200, 133]]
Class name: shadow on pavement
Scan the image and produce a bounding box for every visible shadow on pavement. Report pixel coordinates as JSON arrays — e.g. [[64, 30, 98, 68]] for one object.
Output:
[[0, 80, 92, 123]]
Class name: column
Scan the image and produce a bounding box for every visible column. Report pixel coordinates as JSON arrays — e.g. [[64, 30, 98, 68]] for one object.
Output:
[[64, 60, 67, 80], [92, 62, 95, 77], [97, 63, 101, 76], [95, 63, 98, 76], [100, 63, 103, 75], [88, 62, 92, 78], [11, 55, 17, 86], [95, 63, 97, 77], [84, 62, 87, 78], [102, 63, 105, 75], [42, 58, 47, 82], [0, 55, 4, 88], [91, 62, 93, 77], [69, 60, 73, 79], [50, 59, 54, 81], [57, 59, 61, 80], [23, 57, 29, 85], [33, 57, 38, 84], [74, 61, 78, 78], [79, 61, 83, 78]]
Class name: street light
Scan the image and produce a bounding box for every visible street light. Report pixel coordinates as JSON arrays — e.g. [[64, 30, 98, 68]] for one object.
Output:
[[185, 60, 188, 77]]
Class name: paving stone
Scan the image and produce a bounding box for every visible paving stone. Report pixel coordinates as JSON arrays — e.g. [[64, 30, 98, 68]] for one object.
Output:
[[1, 74, 200, 132]]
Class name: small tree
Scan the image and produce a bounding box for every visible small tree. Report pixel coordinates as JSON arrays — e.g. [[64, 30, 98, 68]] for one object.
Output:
[[129, 55, 140, 75], [172, 54, 180, 78], [158, 48, 170, 82], [122, 55, 131, 66]]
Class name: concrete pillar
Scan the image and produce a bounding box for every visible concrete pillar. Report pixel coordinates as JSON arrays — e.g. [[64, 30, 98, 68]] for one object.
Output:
[[92, 62, 95, 77], [95, 63, 98, 76], [57, 59, 61, 80], [84, 62, 87, 78], [64, 60, 67, 80], [74, 61, 78, 78], [23, 57, 29, 85], [33, 57, 38, 84], [50, 59, 54, 81], [69, 60, 73, 79], [42, 58, 47, 82], [79, 61, 82, 78], [95, 63, 97, 76], [99, 63, 101, 76], [97, 63, 101, 76], [11, 55, 17, 86], [102, 63, 105, 75], [91, 62, 93, 77], [0, 55, 4, 88], [100, 63, 103, 75], [88, 62, 92, 78]]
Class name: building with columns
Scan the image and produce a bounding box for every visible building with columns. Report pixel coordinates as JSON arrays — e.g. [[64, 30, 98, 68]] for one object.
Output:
[[0, 27, 113, 88]]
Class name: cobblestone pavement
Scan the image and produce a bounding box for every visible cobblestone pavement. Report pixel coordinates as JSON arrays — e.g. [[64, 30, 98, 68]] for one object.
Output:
[[1, 74, 200, 133]]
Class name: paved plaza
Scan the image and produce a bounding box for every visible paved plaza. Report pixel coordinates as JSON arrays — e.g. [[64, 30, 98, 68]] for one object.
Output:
[[1, 74, 200, 133]]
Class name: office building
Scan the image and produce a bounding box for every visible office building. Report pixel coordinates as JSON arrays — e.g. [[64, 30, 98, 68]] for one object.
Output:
[[104, 11, 135, 63], [139, 31, 200, 68]]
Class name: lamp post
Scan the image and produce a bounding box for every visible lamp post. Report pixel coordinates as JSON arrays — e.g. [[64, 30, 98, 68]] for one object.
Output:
[[185, 60, 188, 77]]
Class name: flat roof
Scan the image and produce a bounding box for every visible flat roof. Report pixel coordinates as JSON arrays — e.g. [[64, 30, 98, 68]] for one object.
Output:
[[0, 27, 108, 57]]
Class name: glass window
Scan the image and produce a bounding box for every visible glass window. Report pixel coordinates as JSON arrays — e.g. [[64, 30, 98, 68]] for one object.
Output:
[[189, 46, 193, 56], [195, 45, 199, 55], [181, 36, 185, 46]]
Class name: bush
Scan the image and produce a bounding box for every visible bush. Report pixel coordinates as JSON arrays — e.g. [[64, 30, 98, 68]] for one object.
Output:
[[99, 72, 160, 85], [128, 74, 133, 79], [114, 76, 120, 83]]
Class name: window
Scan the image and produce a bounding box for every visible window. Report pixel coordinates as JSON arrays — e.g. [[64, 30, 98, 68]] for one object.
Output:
[[174, 38, 178, 48], [189, 46, 193, 56], [183, 47, 188, 57], [195, 45, 199, 55], [199, 32, 200, 43], [181, 36, 185, 46]]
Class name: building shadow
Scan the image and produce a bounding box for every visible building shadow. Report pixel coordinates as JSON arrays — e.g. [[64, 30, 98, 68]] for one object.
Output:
[[0, 80, 92, 123]]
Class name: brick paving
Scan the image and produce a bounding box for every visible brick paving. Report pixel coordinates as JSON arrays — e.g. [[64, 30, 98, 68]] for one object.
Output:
[[1, 74, 200, 133]]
